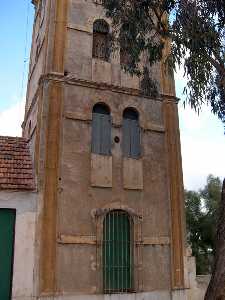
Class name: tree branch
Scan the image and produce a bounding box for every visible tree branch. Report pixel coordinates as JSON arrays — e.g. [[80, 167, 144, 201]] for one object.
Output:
[[151, 7, 168, 34], [207, 54, 225, 76]]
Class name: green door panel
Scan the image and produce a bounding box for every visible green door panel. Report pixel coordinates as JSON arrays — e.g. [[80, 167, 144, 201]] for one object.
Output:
[[0, 209, 16, 300], [103, 210, 133, 293]]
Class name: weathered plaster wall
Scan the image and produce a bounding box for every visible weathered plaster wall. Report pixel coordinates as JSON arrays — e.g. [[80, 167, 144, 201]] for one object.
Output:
[[65, 0, 160, 90], [24, 98, 38, 159], [24, 0, 187, 298], [55, 80, 171, 294], [38, 291, 172, 300], [26, 0, 48, 114], [0, 191, 37, 300]]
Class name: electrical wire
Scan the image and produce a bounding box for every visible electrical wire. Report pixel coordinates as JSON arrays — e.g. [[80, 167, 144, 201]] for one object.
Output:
[[20, 1, 31, 119]]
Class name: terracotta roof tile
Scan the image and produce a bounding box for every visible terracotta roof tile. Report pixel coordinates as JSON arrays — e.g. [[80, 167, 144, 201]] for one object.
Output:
[[0, 136, 35, 190]]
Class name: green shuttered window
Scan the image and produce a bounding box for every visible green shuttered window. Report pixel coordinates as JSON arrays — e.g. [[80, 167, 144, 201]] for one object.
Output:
[[92, 103, 111, 155], [122, 108, 140, 158], [103, 210, 134, 293], [0, 209, 16, 300]]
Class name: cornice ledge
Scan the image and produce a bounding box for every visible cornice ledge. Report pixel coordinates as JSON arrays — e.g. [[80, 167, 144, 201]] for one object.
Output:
[[39, 73, 164, 102], [162, 94, 180, 104]]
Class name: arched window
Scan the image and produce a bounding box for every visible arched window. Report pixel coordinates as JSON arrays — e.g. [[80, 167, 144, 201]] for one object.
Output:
[[119, 24, 131, 66], [120, 48, 130, 66], [91, 103, 111, 155], [103, 210, 134, 293], [93, 19, 110, 61], [122, 108, 141, 158]]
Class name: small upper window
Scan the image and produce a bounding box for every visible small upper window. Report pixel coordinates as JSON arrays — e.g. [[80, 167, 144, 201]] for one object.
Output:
[[122, 108, 141, 158], [119, 24, 132, 66], [120, 48, 130, 66], [93, 19, 110, 61], [91, 103, 111, 155]]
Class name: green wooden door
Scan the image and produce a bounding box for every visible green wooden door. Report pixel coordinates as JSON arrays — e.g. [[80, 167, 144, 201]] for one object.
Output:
[[103, 210, 133, 293], [0, 209, 16, 300]]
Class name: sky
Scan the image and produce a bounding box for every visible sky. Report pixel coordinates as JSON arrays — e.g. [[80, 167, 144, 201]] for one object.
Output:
[[0, 1, 224, 191]]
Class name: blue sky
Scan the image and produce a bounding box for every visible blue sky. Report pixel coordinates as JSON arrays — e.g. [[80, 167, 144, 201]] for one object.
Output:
[[0, 1, 224, 191], [0, 2, 33, 110]]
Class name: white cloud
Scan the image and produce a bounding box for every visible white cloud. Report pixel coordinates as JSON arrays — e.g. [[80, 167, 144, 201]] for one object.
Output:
[[178, 103, 225, 191], [174, 64, 225, 190], [180, 131, 225, 190], [0, 100, 25, 137]]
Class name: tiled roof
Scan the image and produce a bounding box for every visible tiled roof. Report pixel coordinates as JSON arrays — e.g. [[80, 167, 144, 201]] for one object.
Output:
[[0, 136, 35, 190]]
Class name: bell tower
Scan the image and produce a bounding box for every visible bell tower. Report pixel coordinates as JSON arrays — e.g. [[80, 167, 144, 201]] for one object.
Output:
[[23, 0, 188, 299]]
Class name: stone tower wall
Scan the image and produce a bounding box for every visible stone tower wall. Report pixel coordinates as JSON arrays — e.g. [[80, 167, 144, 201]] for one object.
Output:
[[23, 1, 187, 299]]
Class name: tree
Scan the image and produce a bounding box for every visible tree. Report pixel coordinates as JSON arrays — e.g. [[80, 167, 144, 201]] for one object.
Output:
[[201, 175, 222, 255], [102, 0, 225, 124], [185, 175, 222, 275], [205, 178, 225, 300], [102, 2, 225, 297], [185, 190, 207, 274]]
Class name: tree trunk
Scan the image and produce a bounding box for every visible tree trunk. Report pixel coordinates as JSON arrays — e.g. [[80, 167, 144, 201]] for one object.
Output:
[[204, 179, 225, 300]]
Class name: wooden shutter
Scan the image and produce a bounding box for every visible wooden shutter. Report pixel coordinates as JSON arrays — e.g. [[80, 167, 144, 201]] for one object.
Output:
[[103, 210, 133, 293], [92, 112, 111, 155], [0, 209, 16, 300], [101, 114, 111, 155], [122, 119, 131, 157], [92, 113, 102, 154], [123, 118, 140, 158], [130, 119, 140, 158]]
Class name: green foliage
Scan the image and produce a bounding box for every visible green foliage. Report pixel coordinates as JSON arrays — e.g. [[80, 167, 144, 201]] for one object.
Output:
[[140, 67, 159, 97], [185, 175, 222, 274], [102, 0, 225, 125]]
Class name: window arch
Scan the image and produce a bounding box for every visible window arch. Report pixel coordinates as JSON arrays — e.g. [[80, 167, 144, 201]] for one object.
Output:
[[122, 108, 141, 158], [119, 24, 131, 66], [91, 103, 111, 155], [120, 47, 130, 66], [93, 19, 110, 61], [103, 210, 134, 293]]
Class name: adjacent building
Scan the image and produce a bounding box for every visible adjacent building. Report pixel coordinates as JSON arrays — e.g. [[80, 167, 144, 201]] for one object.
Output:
[[0, 137, 36, 300]]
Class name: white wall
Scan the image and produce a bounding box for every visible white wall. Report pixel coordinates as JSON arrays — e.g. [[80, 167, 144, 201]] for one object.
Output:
[[186, 255, 210, 300], [0, 190, 37, 300]]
